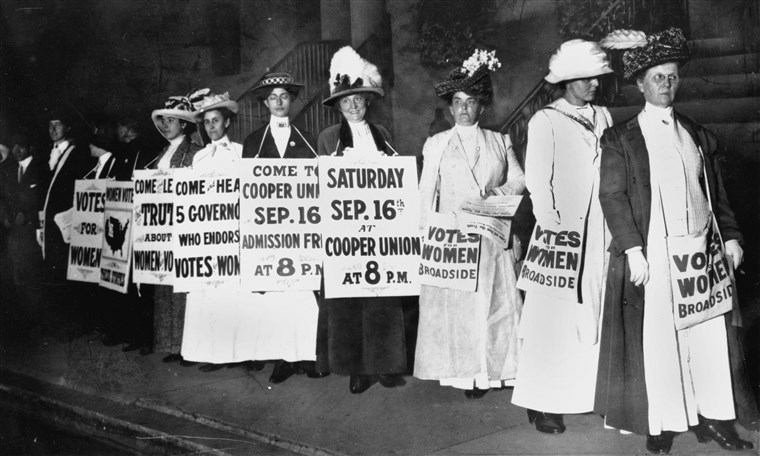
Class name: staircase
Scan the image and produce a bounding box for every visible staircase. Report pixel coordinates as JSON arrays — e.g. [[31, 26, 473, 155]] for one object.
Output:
[[227, 35, 392, 144], [227, 40, 344, 143], [606, 29, 760, 278], [500, 0, 759, 278]]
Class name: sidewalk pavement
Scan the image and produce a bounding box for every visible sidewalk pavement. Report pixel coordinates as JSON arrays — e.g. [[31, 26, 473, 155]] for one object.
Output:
[[1, 328, 758, 456]]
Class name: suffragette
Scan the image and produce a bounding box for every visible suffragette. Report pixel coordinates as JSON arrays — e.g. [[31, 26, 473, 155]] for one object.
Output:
[[595, 27, 756, 454], [415, 49, 526, 399], [511, 40, 613, 433]]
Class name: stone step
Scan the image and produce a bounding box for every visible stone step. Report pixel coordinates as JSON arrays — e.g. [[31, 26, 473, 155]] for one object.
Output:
[[608, 97, 760, 125], [616, 73, 760, 105], [682, 53, 760, 76]]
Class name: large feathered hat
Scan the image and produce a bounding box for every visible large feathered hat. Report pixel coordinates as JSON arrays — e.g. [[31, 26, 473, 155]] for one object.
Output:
[[434, 49, 501, 105], [192, 91, 239, 121], [322, 46, 384, 107], [601, 27, 690, 80], [151, 89, 207, 136], [545, 39, 613, 84]]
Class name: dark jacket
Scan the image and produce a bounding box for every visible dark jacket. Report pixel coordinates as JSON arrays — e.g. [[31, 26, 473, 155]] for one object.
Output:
[[242, 124, 317, 159], [42, 142, 93, 279], [317, 120, 395, 157], [594, 112, 759, 434], [151, 135, 200, 169]]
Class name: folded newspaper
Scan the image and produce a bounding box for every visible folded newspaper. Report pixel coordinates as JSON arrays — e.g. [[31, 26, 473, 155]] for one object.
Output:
[[459, 195, 523, 218]]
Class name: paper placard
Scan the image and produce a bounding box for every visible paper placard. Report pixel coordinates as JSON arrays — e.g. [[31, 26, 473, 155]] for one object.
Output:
[[99, 181, 134, 293], [172, 168, 240, 292], [67, 179, 106, 283], [419, 212, 481, 291], [517, 222, 583, 301], [131, 169, 175, 285], [238, 159, 322, 291], [319, 156, 421, 298]]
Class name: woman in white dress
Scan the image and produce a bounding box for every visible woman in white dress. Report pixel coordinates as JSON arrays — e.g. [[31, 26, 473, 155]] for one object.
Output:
[[511, 40, 614, 433], [415, 50, 526, 398], [179, 91, 244, 371]]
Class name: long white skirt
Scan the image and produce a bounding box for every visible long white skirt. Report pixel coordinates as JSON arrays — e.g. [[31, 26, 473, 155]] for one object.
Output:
[[181, 290, 318, 363]]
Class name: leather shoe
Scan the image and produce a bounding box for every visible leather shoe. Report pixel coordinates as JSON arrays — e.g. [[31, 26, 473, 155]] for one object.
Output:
[[464, 388, 488, 399], [269, 361, 296, 384], [693, 417, 753, 451], [377, 374, 406, 388], [163, 353, 182, 363], [199, 363, 224, 372], [122, 342, 142, 352], [298, 361, 329, 378], [349, 375, 377, 394], [646, 432, 675, 454], [527, 409, 565, 434]]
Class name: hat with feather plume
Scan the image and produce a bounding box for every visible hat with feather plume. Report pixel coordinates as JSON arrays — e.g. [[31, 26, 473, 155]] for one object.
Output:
[[191, 91, 239, 121], [323, 46, 384, 107], [600, 27, 690, 80], [151, 89, 207, 136], [434, 49, 501, 105]]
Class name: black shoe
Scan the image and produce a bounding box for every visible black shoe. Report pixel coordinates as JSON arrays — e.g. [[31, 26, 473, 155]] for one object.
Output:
[[179, 359, 198, 367], [377, 374, 406, 388], [307, 371, 330, 378], [527, 409, 565, 434], [122, 342, 142, 352], [464, 388, 488, 399], [693, 417, 753, 451], [269, 361, 296, 384], [199, 363, 224, 372], [298, 361, 329, 378], [163, 353, 182, 363], [349, 375, 377, 394], [243, 361, 266, 372], [646, 432, 675, 454]]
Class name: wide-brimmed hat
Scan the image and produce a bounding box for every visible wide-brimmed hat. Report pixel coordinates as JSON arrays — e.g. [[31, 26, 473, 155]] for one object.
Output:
[[192, 91, 239, 121], [601, 27, 690, 80], [251, 72, 304, 99], [434, 49, 501, 103], [151, 94, 199, 125], [322, 46, 384, 107], [545, 39, 613, 84]]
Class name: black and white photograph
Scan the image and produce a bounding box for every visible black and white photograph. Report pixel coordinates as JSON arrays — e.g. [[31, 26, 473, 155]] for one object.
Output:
[[0, 0, 758, 454]]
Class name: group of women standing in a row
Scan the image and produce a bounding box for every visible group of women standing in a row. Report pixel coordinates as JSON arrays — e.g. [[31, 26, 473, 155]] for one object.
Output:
[[147, 32, 755, 455]]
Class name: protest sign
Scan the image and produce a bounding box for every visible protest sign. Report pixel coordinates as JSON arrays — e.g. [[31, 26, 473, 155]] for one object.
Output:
[[172, 168, 240, 292], [419, 212, 481, 291], [668, 225, 734, 330], [132, 169, 175, 285], [517, 222, 584, 301], [99, 181, 134, 293], [319, 156, 421, 298], [67, 179, 107, 283], [239, 159, 322, 291]]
